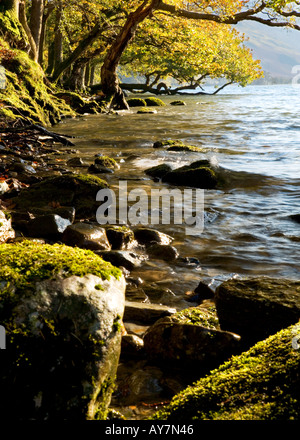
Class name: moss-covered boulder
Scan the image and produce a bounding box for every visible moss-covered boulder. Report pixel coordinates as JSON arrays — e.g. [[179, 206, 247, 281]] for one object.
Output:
[[13, 173, 108, 219], [215, 277, 300, 346], [153, 323, 300, 420], [144, 97, 166, 106], [94, 156, 119, 169], [127, 98, 147, 107], [143, 307, 241, 370], [0, 241, 126, 420], [162, 160, 218, 189], [145, 164, 172, 179]]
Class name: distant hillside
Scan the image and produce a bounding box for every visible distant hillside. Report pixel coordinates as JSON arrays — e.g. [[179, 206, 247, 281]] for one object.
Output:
[[236, 22, 300, 81]]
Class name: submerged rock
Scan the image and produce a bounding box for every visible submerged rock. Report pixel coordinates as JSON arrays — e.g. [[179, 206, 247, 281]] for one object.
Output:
[[153, 323, 300, 420], [0, 241, 125, 420], [215, 277, 300, 346]]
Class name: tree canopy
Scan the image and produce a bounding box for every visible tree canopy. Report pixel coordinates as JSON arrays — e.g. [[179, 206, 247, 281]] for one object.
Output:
[[1, 0, 300, 112]]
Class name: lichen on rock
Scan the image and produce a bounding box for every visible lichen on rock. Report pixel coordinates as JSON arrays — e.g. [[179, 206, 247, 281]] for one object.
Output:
[[0, 240, 125, 420]]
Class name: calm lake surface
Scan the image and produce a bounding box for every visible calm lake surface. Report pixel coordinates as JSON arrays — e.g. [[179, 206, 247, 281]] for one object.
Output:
[[54, 84, 300, 297]]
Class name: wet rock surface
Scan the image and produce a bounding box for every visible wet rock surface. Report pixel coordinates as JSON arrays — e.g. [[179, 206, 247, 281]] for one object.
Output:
[[1, 127, 299, 421]]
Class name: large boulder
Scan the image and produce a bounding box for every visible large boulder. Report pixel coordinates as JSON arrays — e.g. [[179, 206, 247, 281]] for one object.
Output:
[[215, 277, 300, 346], [143, 307, 241, 370], [0, 241, 125, 420], [153, 323, 300, 420], [13, 174, 108, 219]]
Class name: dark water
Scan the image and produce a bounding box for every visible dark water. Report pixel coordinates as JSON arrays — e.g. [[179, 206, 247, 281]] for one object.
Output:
[[54, 84, 300, 297]]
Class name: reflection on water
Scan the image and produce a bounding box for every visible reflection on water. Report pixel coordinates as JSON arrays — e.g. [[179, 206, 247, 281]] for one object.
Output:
[[54, 85, 300, 294]]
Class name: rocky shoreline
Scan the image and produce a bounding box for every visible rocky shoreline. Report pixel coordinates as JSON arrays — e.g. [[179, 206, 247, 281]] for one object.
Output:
[[0, 120, 300, 420]]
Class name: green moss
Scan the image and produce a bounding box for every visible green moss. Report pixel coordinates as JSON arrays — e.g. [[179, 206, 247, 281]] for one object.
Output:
[[127, 97, 147, 107], [152, 323, 300, 420], [0, 41, 75, 125], [153, 139, 186, 148], [14, 173, 108, 217], [95, 156, 118, 169], [0, 240, 121, 297], [174, 307, 219, 329], [144, 97, 166, 106]]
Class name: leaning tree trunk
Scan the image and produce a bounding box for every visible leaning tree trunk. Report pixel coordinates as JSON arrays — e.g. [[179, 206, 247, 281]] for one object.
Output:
[[100, 0, 161, 110]]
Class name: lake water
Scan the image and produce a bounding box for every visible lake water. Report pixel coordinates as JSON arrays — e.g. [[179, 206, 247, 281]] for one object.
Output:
[[54, 84, 300, 297]]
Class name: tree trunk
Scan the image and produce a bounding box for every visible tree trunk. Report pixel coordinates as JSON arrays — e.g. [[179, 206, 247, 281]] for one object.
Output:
[[29, 0, 44, 62], [51, 22, 103, 83], [19, 0, 38, 61], [100, 0, 162, 109]]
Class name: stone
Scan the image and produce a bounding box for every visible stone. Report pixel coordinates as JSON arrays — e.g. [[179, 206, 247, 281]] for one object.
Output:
[[26, 213, 71, 239], [143, 307, 240, 369], [215, 277, 300, 346], [88, 164, 114, 174], [0, 210, 15, 243], [121, 334, 145, 359], [96, 250, 145, 271], [123, 301, 176, 325], [134, 227, 173, 246], [13, 174, 108, 219], [67, 157, 87, 167], [154, 323, 300, 421], [145, 164, 172, 179], [0, 240, 125, 420], [62, 222, 111, 251], [170, 100, 186, 106], [162, 161, 218, 189], [105, 225, 135, 250], [146, 243, 179, 261]]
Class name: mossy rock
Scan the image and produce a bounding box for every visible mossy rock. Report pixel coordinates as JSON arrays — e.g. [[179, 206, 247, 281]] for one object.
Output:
[[94, 156, 119, 169], [137, 108, 157, 114], [127, 98, 147, 107], [167, 144, 205, 153], [0, 240, 125, 420], [145, 164, 172, 179], [162, 162, 218, 189], [144, 97, 166, 106], [153, 323, 300, 420], [143, 306, 240, 369], [13, 173, 108, 219], [0, 42, 75, 125], [153, 139, 186, 149]]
